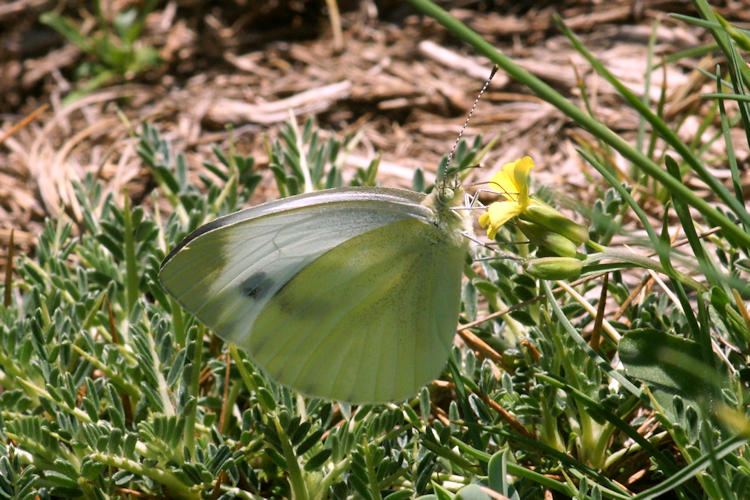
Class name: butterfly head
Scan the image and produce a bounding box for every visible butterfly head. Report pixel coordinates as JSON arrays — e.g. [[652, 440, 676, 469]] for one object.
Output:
[[434, 182, 461, 209], [421, 180, 469, 242]]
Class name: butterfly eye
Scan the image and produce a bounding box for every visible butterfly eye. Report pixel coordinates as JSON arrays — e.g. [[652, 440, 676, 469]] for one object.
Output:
[[441, 187, 455, 200]]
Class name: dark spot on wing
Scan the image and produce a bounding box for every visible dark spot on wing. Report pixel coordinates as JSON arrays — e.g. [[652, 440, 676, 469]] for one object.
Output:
[[240, 272, 273, 300]]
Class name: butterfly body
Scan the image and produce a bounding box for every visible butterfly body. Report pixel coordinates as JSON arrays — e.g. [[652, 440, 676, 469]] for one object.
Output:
[[160, 186, 468, 402]]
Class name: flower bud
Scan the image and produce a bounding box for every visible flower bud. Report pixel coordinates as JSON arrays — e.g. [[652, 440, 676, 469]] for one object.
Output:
[[517, 220, 578, 257], [521, 202, 588, 246], [524, 257, 583, 280]]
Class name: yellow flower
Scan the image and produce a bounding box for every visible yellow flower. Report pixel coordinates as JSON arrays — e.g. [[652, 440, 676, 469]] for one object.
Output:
[[479, 156, 542, 239]]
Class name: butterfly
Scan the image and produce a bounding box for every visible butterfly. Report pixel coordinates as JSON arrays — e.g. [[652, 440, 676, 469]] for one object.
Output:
[[161, 67, 498, 403], [159, 181, 470, 403]]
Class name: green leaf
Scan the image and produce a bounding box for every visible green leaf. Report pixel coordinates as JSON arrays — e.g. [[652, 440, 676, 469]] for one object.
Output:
[[412, 167, 425, 193], [618, 329, 721, 419], [385, 491, 415, 500], [455, 484, 490, 500], [303, 448, 331, 471], [487, 449, 508, 494], [39, 12, 92, 52]]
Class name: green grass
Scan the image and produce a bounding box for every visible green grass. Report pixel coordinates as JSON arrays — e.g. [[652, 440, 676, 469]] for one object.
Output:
[[2, 1, 750, 498], [40, 0, 161, 105]]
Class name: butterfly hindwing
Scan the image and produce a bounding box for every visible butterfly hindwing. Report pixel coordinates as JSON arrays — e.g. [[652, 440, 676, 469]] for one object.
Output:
[[249, 218, 466, 403]]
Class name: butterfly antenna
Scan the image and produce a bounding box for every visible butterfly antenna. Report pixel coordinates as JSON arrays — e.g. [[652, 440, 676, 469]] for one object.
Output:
[[444, 65, 498, 184]]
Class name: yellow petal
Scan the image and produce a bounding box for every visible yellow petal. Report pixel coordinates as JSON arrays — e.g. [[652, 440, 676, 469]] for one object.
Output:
[[511, 156, 534, 204], [478, 212, 490, 228], [483, 201, 522, 239], [487, 169, 516, 198], [488, 200, 522, 226], [488, 156, 535, 202]]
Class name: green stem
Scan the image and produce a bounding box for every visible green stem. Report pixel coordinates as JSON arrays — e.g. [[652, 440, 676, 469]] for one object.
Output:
[[89, 451, 200, 499], [274, 414, 309, 500], [72, 345, 140, 397], [538, 394, 564, 452], [291, 118, 314, 193], [184, 324, 204, 454], [584, 248, 705, 292], [547, 313, 596, 463], [364, 443, 383, 500], [448, 436, 581, 497], [16, 377, 92, 423]]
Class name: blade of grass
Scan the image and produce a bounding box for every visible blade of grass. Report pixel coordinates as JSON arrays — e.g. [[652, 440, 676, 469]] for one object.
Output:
[[664, 155, 722, 288], [690, 1, 750, 151], [454, 433, 633, 499], [646, 53, 667, 162], [701, 92, 750, 103], [630, 435, 747, 499], [405, 0, 750, 247], [636, 21, 659, 156], [579, 149, 706, 294], [655, 44, 718, 68], [554, 17, 750, 233], [39, 12, 93, 52], [481, 426, 632, 498], [678, 3, 750, 87], [714, 72, 748, 209]]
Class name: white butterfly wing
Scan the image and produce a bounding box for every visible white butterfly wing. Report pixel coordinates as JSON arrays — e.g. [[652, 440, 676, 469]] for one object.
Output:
[[160, 187, 434, 348]]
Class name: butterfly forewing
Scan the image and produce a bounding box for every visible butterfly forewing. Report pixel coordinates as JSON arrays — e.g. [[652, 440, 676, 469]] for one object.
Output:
[[161, 188, 433, 342]]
